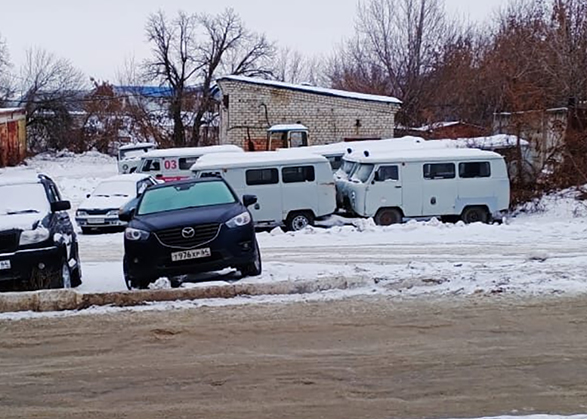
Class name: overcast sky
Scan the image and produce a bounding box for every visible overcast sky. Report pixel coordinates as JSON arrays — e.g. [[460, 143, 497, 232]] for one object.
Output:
[[1, 0, 510, 83]]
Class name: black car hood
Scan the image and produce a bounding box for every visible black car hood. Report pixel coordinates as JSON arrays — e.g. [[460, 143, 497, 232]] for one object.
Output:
[[131, 203, 244, 231]]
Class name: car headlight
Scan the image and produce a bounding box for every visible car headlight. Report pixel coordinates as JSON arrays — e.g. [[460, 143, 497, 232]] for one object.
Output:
[[124, 227, 150, 241], [76, 210, 88, 217], [226, 211, 252, 228], [107, 210, 119, 217], [19, 226, 51, 245]]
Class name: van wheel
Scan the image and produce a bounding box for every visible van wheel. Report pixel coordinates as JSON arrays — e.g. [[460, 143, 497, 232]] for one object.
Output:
[[285, 211, 314, 231], [461, 206, 490, 224], [374, 208, 402, 226]]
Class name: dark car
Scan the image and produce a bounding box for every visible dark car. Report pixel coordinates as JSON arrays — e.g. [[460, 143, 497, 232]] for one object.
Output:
[[0, 174, 82, 291], [119, 177, 261, 289]]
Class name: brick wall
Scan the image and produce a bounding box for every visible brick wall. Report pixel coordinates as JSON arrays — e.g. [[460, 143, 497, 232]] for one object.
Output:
[[218, 80, 400, 149]]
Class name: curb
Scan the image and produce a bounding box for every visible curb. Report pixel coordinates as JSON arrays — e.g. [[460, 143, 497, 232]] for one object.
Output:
[[0, 276, 372, 314]]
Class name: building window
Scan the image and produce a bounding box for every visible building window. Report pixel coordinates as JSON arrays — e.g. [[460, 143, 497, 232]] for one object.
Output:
[[282, 166, 315, 183], [246, 168, 279, 185], [423, 163, 455, 179], [459, 162, 491, 178]]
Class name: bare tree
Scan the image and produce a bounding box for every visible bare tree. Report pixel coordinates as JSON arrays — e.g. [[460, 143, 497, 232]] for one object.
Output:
[[18, 48, 86, 152], [0, 34, 12, 105], [190, 8, 275, 145], [144, 10, 200, 147], [273, 47, 327, 86], [329, 0, 457, 125]]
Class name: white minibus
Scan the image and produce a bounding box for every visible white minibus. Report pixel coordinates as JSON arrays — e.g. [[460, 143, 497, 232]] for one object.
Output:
[[191, 151, 336, 231], [339, 148, 510, 225]]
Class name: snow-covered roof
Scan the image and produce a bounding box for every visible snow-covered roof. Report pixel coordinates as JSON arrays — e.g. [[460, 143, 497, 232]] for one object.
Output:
[[118, 142, 157, 151], [351, 147, 502, 164], [218, 75, 402, 105], [192, 151, 329, 171], [414, 121, 461, 131], [267, 124, 308, 132], [0, 107, 26, 115], [455, 134, 529, 150], [143, 145, 243, 158]]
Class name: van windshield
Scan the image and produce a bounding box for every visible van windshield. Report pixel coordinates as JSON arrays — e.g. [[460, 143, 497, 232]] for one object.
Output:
[[342, 160, 356, 175], [350, 164, 374, 183]]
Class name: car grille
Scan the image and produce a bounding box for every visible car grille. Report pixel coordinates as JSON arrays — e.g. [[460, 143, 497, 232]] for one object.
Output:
[[0, 231, 19, 254], [155, 223, 220, 249], [84, 209, 110, 215]]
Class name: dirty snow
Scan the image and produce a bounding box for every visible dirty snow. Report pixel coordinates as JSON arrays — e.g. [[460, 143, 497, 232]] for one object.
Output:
[[2, 151, 587, 301]]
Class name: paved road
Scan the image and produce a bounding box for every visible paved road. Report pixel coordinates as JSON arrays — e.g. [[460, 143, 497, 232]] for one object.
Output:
[[1, 295, 587, 419]]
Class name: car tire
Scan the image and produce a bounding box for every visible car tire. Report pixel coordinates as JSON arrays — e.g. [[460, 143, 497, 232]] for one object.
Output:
[[70, 242, 82, 287], [374, 208, 402, 226], [240, 241, 262, 277], [49, 257, 72, 289], [285, 211, 314, 232], [461, 206, 490, 224], [123, 257, 152, 290]]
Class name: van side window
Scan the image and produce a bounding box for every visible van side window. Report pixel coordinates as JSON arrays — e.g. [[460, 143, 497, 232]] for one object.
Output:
[[459, 162, 491, 178], [376, 165, 399, 181], [179, 157, 199, 170], [328, 156, 343, 171], [246, 168, 279, 185], [143, 159, 160, 172], [282, 166, 315, 183], [423, 163, 455, 179], [200, 171, 221, 178]]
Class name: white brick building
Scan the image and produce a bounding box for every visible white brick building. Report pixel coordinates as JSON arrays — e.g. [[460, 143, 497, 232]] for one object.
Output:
[[216, 76, 402, 150]]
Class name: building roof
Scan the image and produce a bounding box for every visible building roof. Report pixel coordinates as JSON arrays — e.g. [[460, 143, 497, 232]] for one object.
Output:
[[217, 75, 402, 106]]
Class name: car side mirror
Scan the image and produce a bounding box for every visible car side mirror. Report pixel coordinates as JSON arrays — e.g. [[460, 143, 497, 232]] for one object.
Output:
[[51, 200, 71, 212], [118, 207, 135, 222], [242, 194, 258, 207]]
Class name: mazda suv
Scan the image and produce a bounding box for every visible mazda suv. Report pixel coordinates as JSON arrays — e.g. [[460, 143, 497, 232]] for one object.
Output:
[[119, 177, 261, 289]]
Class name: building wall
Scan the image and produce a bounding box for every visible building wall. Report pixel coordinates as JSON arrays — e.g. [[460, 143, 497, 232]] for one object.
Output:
[[218, 80, 399, 150], [0, 109, 27, 167]]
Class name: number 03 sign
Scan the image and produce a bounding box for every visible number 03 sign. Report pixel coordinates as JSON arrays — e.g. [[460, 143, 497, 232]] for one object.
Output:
[[163, 159, 178, 170]]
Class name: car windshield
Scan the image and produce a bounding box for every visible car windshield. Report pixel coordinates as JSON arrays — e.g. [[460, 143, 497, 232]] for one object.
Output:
[[0, 183, 50, 215], [137, 181, 236, 215], [92, 180, 137, 198], [350, 164, 375, 183]]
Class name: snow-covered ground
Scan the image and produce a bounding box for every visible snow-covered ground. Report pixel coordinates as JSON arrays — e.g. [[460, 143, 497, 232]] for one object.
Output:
[[2, 151, 587, 298]]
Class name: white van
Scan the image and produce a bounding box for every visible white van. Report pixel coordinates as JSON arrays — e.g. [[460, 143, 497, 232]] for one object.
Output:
[[339, 148, 510, 225], [117, 142, 156, 174], [135, 145, 243, 181], [191, 151, 336, 231]]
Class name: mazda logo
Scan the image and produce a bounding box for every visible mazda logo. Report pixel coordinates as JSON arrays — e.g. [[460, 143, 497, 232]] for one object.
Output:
[[181, 227, 196, 239]]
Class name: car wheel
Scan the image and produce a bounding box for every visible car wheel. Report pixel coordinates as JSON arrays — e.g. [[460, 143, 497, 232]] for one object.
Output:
[[285, 211, 314, 231], [123, 257, 152, 290], [240, 241, 262, 277], [374, 208, 402, 226], [48, 258, 71, 289], [461, 206, 490, 224]]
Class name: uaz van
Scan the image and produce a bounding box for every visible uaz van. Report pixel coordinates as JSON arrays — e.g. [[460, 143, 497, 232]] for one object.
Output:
[[339, 148, 510, 225]]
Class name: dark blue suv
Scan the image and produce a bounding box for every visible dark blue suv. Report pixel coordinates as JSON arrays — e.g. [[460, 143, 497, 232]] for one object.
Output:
[[119, 177, 261, 289], [0, 174, 82, 291]]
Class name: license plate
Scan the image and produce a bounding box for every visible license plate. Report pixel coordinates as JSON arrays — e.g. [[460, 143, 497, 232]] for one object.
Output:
[[0, 260, 11, 270], [88, 218, 105, 224], [171, 248, 211, 262]]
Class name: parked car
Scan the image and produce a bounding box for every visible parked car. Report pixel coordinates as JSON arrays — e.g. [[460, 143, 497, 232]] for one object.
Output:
[[0, 173, 82, 290], [135, 145, 244, 182], [117, 142, 157, 174], [119, 177, 261, 289], [76, 174, 159, 233]]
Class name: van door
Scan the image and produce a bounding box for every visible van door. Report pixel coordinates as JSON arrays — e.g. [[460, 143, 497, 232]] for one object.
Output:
[[365, 164, 402, 217], [281, 165, 318, 219], [422, 162, 458, 216], [244, 168, 282, 225]]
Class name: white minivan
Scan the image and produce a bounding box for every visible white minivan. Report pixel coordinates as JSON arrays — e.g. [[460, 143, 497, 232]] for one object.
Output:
[[191, 151, 336, 231], [135, 145, 243, 181], [339, 148, 510, 225]]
